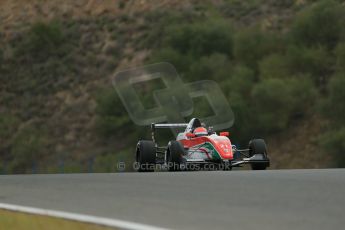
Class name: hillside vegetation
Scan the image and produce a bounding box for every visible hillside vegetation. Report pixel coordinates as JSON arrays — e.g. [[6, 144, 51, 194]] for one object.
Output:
[[1, 0, 345, 173]]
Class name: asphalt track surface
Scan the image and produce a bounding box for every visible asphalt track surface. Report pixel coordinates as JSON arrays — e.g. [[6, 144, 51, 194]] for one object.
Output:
[[0, 169, 344, 230]]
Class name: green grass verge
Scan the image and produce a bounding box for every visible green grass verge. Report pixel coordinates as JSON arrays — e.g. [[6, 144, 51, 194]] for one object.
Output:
[[0, 209, 116, 230]]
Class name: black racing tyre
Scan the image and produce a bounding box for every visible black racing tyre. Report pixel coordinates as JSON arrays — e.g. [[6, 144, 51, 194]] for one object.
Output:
[[249, 139, 268, 170], [136, 140, 156, 172], [166, 141, 184, 171]]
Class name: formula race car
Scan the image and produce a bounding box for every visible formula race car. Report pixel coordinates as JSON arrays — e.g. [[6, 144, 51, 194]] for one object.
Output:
[[135, 118, 270, 172]]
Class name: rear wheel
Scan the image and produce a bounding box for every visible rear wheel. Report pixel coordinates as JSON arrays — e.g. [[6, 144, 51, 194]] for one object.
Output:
[[166, 141, 184, 171], [136, 140, 156, 172], [249, 139, 268, 170]]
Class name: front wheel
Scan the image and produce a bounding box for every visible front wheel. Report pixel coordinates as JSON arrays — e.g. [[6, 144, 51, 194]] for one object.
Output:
[[166, 141, 184, 171], [249, 139, 269, 170]]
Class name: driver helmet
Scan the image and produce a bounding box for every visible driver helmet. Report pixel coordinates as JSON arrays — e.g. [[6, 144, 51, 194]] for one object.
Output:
[[193, 127, 208, 137]]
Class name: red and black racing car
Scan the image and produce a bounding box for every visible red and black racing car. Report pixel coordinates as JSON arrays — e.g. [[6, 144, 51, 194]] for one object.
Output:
[[136, 118, 270, 172]]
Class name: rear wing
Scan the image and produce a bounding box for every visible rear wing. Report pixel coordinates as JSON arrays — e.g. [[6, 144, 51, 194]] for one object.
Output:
[[151, 123, 188, 143]]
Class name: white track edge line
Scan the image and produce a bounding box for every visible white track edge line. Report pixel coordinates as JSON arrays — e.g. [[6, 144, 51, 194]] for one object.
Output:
[[0, 203, 170, 230]]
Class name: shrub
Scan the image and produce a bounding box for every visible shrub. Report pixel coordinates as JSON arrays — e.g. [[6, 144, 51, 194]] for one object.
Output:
[[259, 54, 290, 79], [287, 77, 317, 116], [17, 21, 66, 60], [224, 65, 255, 99], [95, 88, 132, 137], [251, 79, 294, 133], [335, 43, 345, 72], [188, 53, 232, 82], [149, 47, 192, 73], [118, 1, 126, 9], [251, 77, 316, 133], [142, 10, 197, 49], [319, 128, 345, 167], [286, 45, 332, 84], [0, 115, 20, 140], [30, 22, 63, 46], [0, 48, 3, 63], [9, 126, 46, 174], [163, 20, 234, 58], [234, 27, 282, 70], [227, 93, 254, 145], [289, 0, 344, 49], [321, 73, 345, 125]]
